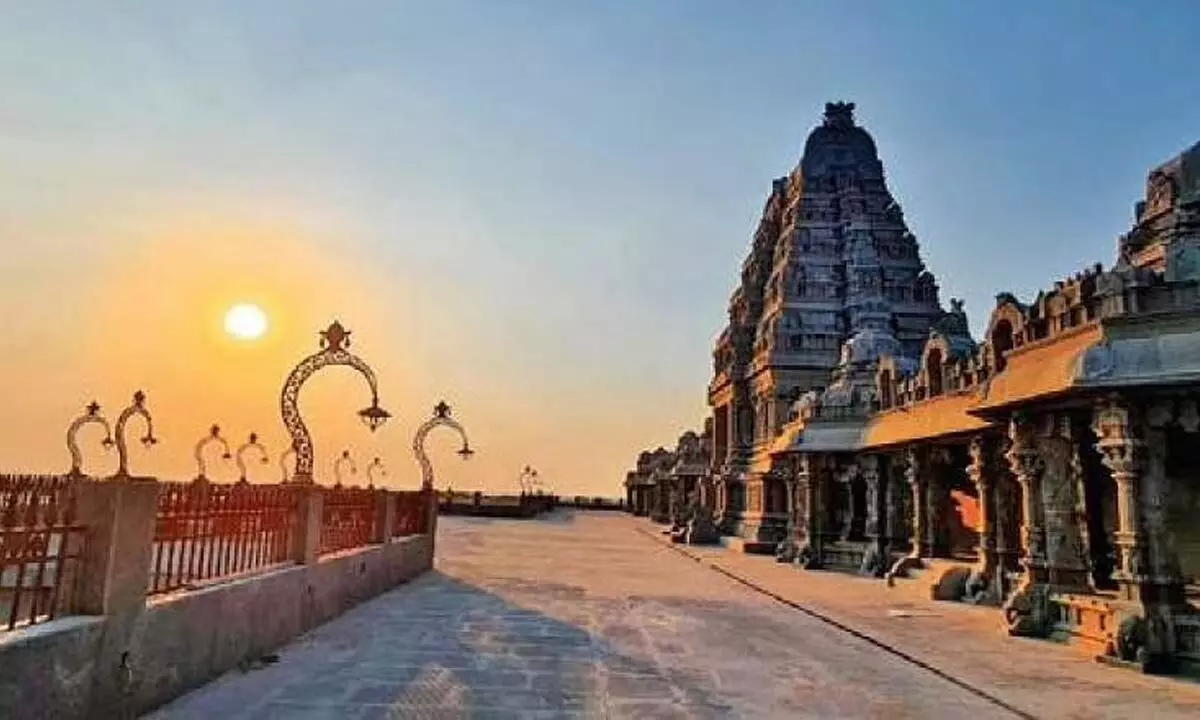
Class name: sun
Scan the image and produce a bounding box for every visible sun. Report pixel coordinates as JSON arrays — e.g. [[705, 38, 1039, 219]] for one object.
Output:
[[224, 303, 268, 340]]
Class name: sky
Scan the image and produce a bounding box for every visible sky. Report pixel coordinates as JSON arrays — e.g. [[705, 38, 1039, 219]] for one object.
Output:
[[0, 1, 1197, 496]]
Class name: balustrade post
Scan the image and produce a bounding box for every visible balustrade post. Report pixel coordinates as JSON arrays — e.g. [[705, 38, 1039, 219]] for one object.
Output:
[[292, 486, 322, 565], [70, 477, 159, 714], [375, 490, 395, 543], [72, 478, 159, 615]]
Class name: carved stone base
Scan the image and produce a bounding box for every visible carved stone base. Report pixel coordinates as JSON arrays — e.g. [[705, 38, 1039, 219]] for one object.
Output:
[[1002, 582, 1054, 638], [682, 508, 721, 545], [822, 541, 868, 575], [859, 544, 887, 578]]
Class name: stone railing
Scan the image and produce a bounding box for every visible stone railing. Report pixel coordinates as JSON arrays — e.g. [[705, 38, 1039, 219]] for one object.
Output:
[[0, 474, 85, 632], [0, 476, 437, 720], [149, 481, 300, 596]]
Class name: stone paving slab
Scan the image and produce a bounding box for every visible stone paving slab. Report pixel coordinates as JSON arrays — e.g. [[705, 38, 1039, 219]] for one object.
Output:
[[147, 512, 1200, 719], [635, 519, 1200, 719]]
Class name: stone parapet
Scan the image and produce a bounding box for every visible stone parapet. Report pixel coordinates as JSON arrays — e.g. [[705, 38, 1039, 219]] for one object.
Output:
[[0, 479, 436, 720]]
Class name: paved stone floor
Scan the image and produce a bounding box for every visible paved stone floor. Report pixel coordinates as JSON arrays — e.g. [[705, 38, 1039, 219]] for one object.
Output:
[[149, 512, 1200, 719]]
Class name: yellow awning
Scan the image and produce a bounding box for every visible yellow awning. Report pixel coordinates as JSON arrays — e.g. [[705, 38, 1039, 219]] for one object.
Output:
[[862, 393, 993, 449], [973, 324, 1102, 413]]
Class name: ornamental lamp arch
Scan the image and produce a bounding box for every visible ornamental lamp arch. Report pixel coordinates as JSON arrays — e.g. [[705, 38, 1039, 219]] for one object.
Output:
[[65, 401, 115, 478], [112, 391, 158, 480], [278, 321, 391, 485], [412, 400, 474, 490], [235, 432, 270, 483], [193, 424, 233, 482]]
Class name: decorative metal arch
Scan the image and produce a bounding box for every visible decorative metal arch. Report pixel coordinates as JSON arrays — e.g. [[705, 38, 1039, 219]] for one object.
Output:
[[366, 457, 386, 488], [334, 449, 357, 487], [236, 432, 269, 483], [114, 391, 157, 479], [66, 401, 114, 477], [279, 321, 390, 484], [518, 464, 539, 494], [194, 424, 232, 481], [412, 401, 473, 489]]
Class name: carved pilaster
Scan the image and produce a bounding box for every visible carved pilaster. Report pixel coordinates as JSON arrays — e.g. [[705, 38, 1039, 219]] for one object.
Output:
[[861, 455, 882, 540], [1006, 413, 1046, 583], [906, 447, 929, 558], [963, 436, 998, 603], [775, 464, 801, 563], [1093, 395, 1187, 670], [884, 456, 907, 555], [886, 447, 926, 584], [992, 435, 1021, 577], [1035, 413, 1091, 591], [860, 454, 887, 576], [837, 464, 861, 542], [795, 453, 824, 568], [1093, 398, 1144, 596], [1002, 413, 1053, 637]]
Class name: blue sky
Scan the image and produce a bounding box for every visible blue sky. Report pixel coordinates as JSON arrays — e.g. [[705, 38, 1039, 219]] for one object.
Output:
[[0, 2, 1197, 492]]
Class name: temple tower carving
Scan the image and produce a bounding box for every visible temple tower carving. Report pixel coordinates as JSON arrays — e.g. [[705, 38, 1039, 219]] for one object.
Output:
[[708, 102, 945, 540]]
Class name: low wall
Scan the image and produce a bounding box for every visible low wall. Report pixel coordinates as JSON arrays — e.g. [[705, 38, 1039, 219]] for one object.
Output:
[[0, 475, 437, 720], [0, 535, 432, 720]]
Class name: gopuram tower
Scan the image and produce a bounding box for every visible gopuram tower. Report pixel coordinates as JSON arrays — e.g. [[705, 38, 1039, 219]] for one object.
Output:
[[707, 102, 944, 543]]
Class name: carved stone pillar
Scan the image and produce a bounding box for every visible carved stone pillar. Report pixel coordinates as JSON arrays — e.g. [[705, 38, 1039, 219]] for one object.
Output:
[[862, 455, 882, 541], [992, 436, 1021, 576], [906, 447, 929, 558], [1006, 413, 1046, 584], [795, 453, 823, 568], [1036, 414, 1092, 591], [860, 454, 887, 576], [837, 465, 861, 542], [775, 465, 801, 562], [964, 436, 999, 603], [884, 456, 907, 555], [886, 448, 926, 583], [1093, 396, 1186, 670], [1094, 398, 1184, 603], [967, 437, 996, 572], [1002, 413, 1054, 637]]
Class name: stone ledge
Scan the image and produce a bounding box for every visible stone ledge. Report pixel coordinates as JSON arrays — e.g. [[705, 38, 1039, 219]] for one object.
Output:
[[0, 535, 434, 720]]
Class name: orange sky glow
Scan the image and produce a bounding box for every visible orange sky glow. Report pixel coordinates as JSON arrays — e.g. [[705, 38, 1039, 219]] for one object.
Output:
[[0, 204, 696, 496]]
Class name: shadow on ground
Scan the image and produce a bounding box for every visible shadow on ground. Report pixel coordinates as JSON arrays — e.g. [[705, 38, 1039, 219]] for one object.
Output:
[[147, 570, 731, 719]]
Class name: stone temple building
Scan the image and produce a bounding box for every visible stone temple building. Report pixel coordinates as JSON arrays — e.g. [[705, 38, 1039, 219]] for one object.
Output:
[[707, 102, 944, 547], [625, 105, 1200, 675]]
